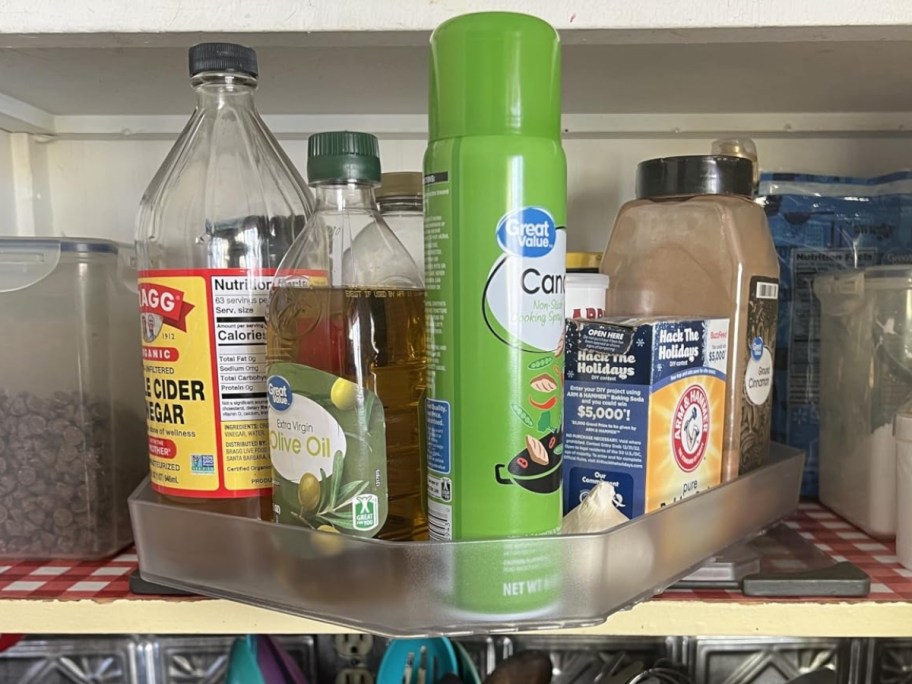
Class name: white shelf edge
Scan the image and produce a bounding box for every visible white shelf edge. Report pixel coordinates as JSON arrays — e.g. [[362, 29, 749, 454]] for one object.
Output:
[[29, 112, 912, 140], [2, 598, 912, 637], [0, 93, 55, 135], [2, 0, 912, 44]]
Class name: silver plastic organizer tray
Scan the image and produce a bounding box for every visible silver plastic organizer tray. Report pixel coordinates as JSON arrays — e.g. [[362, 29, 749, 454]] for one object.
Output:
[[129, 445, 804, 636]]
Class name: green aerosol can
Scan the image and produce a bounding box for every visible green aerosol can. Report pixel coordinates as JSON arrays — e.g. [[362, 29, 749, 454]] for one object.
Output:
[[424, 12, 566, 614]]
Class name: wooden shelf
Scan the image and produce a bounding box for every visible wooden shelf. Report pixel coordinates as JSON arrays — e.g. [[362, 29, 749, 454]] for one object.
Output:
[[1, 596, 911, 637]]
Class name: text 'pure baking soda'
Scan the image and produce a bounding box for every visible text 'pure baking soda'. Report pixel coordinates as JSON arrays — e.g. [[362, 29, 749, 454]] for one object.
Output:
[[135, 43, 313, 517], [424, 12, 566, 614]]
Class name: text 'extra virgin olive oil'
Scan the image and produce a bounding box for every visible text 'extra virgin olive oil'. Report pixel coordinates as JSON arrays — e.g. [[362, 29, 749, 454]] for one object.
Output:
[[266, 131, 427, 541], [424, 13, 566, 614]]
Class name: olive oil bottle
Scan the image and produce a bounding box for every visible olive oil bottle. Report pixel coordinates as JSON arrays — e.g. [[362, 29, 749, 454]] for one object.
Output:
[[266, 132, 426, 540]]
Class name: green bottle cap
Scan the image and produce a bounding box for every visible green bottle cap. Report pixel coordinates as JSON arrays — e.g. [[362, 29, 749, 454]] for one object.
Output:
[[428, 12, 561, 141], [307, 131, 381, 184]]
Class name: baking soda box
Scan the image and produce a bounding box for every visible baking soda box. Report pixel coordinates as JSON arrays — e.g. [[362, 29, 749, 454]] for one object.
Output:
[[563, 317, 729, 519]]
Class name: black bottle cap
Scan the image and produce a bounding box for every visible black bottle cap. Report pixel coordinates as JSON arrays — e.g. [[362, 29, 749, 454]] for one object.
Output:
[[189, 43, 258, 78], [636, 155, 753, 199]]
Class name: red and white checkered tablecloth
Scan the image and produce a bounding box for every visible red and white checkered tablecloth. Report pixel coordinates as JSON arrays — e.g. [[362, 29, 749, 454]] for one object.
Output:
[[659, 501, 912, 601], [0, 550, 137, 599], [0, 502, 909, 602]]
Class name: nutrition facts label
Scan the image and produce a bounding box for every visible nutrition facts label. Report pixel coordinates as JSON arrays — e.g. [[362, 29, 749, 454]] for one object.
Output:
[[210, 274, 272, 422], [139, 268, 274, 496], [424, 176, 450, 387], [788, 249, 876, 405]]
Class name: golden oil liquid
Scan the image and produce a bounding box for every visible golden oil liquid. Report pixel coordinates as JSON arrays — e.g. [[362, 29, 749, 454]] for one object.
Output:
[[267, 286, 427, 541], [153, 493, 273, 520]]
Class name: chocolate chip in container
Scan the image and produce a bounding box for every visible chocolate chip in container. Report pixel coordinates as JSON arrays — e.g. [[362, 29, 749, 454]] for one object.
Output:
[[9, 397, 27, 416], [55, 482, 74, 500], [25, 395, 48, 415], [0, 475, 15, 495], [49, 418, 71, 434], [58, 444, 81, 463], [9, 437, 32, 454], [56, 537, 76, 554], [37, 448, 55, 468], [53, 508, 74, 528], [0, 390, 145, 559], [26, 508, 46, 527], [25, 414, 47, 436], [62, 425, 84, 446], [17, 466, 37, 486]]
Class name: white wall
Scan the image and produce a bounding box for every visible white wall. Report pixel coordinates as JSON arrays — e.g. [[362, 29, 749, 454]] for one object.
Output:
[[0, 131, 15, 231], [43, 134, 912, 251]]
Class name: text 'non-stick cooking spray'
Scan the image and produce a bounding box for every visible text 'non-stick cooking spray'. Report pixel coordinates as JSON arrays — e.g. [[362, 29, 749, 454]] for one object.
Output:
[[424, 12, 566, 615]]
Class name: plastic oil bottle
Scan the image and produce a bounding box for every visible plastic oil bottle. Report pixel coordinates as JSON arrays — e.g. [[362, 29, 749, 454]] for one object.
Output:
[[376, 172, 425, 277], [424, 13, 566, 613], [266, 131, 426, 540], [135, 43, 314, 518]]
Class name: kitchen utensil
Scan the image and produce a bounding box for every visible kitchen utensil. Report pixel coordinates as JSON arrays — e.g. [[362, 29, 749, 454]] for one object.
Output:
[[483, 650, 552, 684], [418, 646, 428, 684], [452, 642, 482, 684], [378, 639, 459, 684], [226, 636, 266, 684]]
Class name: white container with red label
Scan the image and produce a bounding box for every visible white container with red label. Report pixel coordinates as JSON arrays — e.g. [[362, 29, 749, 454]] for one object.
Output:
[[565, 252, 610, 320]]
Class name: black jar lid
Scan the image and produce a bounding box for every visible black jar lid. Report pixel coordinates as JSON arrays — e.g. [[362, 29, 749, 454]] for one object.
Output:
[[636, 155, 753, 199]]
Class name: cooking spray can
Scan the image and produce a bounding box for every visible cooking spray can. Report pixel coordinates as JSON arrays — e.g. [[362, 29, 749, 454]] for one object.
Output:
[[424, 12, 566, 615]]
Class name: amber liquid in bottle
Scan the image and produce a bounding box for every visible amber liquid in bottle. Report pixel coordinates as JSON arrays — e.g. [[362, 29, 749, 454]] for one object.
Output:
[[267, 286, 427, 540]]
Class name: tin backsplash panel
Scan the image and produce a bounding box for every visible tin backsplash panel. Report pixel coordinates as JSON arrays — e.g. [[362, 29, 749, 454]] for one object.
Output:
[[685, 637, 857, 684], [1, 635, 908, 683], [865, 638, 912, 684]]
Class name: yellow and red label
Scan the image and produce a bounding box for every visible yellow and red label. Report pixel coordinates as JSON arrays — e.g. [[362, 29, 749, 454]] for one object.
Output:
[[645, 376, 725, 511], [138, 268, 274, 498]]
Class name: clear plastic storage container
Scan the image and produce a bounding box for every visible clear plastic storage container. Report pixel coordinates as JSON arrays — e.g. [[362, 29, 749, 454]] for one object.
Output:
[[130, 446, 803, 636], [0, 238, 146, 559], [815, 265, 912, 538]]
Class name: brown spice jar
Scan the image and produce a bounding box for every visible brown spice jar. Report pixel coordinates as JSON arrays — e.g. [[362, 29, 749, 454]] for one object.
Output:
[[601, 155, 779, 480]]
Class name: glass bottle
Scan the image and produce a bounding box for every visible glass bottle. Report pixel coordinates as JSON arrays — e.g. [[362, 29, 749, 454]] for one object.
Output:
[[266, 131, 427, 540], [376, 172, 425, 277], [135, 43, 314, 518]]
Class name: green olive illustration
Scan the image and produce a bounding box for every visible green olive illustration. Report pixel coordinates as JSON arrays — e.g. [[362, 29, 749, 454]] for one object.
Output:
[[298, 473, 321, 514]]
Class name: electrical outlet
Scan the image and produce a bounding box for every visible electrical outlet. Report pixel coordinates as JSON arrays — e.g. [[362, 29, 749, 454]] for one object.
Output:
[[334, 668, 374, 684], [334, 634, 375, 658]]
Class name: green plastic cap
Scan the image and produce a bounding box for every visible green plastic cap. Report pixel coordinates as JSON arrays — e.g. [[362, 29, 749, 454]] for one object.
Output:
[[429, 12, 561, 140], [307, 131, 381, 184]]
